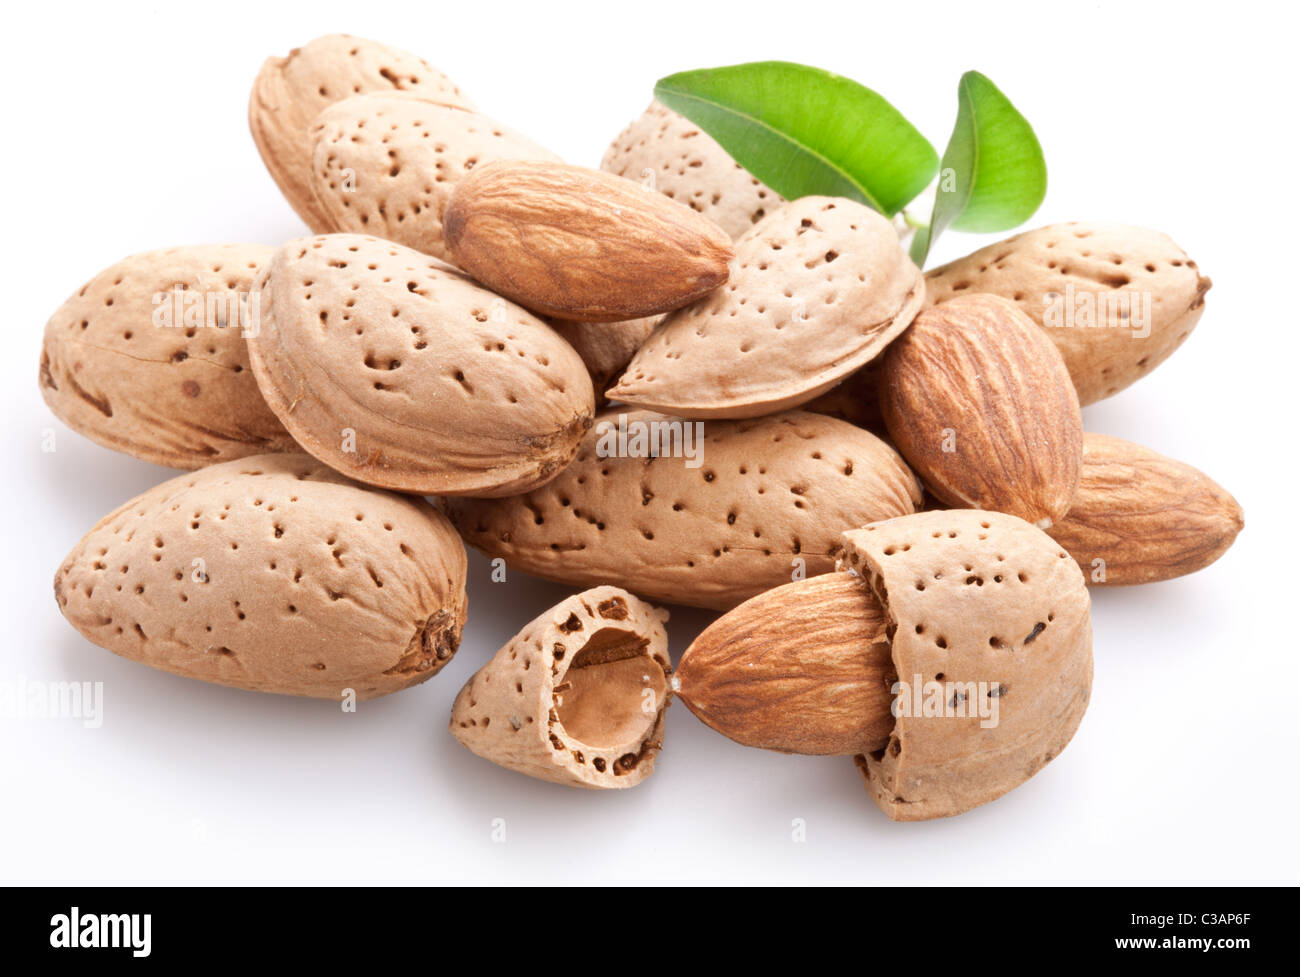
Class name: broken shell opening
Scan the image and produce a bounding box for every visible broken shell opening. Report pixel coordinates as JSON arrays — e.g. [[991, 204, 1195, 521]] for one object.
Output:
[[555, 627, 667, 757]]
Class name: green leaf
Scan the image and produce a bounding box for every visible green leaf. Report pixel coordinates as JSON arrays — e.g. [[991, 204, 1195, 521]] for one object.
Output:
[[910, 71, 1047, 265], [655, 61, 937, 217]]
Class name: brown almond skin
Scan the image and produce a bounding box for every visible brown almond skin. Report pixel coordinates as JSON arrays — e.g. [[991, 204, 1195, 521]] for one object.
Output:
[[443, 160, 735, 322], [1048, 433, 1244, 585], [677, 574, 895, 756], [880, 293, 1083, 528]]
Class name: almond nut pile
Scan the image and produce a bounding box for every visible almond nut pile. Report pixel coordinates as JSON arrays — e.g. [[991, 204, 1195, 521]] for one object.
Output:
[[41, 34, 1244, 821]]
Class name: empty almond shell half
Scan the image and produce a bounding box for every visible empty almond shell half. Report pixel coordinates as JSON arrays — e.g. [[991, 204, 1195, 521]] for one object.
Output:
[[840, 509, 1093, 821], [450, 586, 671, 788]]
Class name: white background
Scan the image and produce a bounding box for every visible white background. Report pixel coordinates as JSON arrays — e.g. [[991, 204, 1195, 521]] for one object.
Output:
[[3, 0, 1295, 885]]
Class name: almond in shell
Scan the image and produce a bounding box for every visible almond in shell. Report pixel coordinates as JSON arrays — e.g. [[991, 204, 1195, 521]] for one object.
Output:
[[54, 454, 468, 699], [601, 100, 783, 239], [443, 408, 923, 610], [246, 234, 594, 496], [925, 222, 1211, 405], [610, 196, 924, 418], [309, 92, 561, 262], [250, 34, 474, 231], [39, 244, 296, 469]]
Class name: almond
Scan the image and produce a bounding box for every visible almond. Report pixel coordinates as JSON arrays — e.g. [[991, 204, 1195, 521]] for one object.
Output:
[[450, 586, 671, 788], [676, 573, 894, 756], [609, 196, 924, 418], [925, 222, 1211, 405], [250, 34, 474, 231], [246, 234, 594, 496], [1048, 433, 1244, 585], [308, 93, 561, 262], [53, 454, 468, 699], [442, 160, 735, 321], [443, 408, 922, 610], [840, 509, 1093, 821], [601, 100, 783, 239], [880, 293, 1083, 528], [38, 244, 296, 469]]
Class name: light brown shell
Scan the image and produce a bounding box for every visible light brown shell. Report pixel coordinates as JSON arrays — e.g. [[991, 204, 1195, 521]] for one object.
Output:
[[609, 196, 924, 418], [308, 93, 561, 262], [246, 234, 594, 496], [249, 34, 474, 231], [450, 586, 671, 788], [38, 244, 296, 469], [925, 222, 1211, 405], [443, 409, 923, 610], [548, 315, 660, 406], [840, 510, 1093, 821], [600, 100, 783, 239], [53, 453, 468, 699], [1048, 433, 1244, 585], [879, 293, 1083, 528]]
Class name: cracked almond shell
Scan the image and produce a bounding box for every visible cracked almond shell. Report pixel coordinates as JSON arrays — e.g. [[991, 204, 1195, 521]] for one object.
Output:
[[53, 453, 468, 699], [925, 222, 1211, 405], [600, 100, 783, 239], [38, 244, 296, 469], [880, 293, 1083, 527], [443, 408, 922, 610], [1048, 432, 1244, 585], [308, 93, 561, 262], [250, 34, 474, 231], [610, 196, 924, 418], [450, 586, 670, 788], [245, 234, 594, 496], [442, 160, 735, 322], [840, 510, 1093, 821]]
